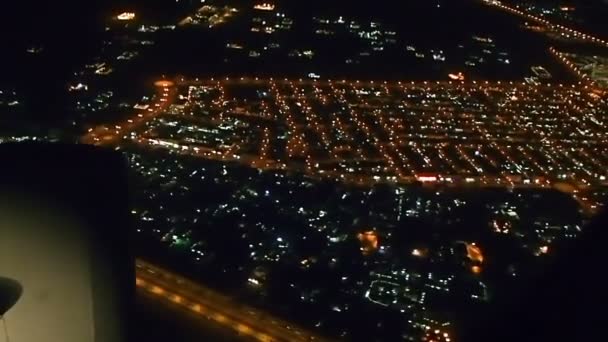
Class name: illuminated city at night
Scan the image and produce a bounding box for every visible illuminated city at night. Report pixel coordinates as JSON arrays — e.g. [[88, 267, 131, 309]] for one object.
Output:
[[2, 0, 608, 341]]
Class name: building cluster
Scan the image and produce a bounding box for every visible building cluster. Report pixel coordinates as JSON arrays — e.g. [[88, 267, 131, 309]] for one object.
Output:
[[65, 2, 608, 340], [117, 78, 608, 191], [77, 75, 591, 340], [179, 5, 239, 28], [168, 2, 537, 80], [125, 141, 584, 340], [67, 13, 174, 121]]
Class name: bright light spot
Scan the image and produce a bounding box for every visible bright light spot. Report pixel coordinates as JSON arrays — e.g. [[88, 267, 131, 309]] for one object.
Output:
[[357, 230, 379, 255], [254, 3, 275, 11], [150, 286, 164, 295], [117, 12, 135, 21], [466, 243, 484, 263]]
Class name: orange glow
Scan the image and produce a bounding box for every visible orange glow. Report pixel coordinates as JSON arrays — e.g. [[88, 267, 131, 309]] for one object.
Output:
[[412, 248, 429, 258], [150, 285, 165, 295], [134, 260, 324, 342], [257, 333, 273, 342], [254, 3, 275, 11], [448, 72, 465, 81], [236, 324, 252, 333], [425, 327, 452, 342], [154, 80, 175, 88], [466, 243, 484, 263], [357, 230, 379, 255], [117, 12, 135, 21], [471, 265, 482, 274]]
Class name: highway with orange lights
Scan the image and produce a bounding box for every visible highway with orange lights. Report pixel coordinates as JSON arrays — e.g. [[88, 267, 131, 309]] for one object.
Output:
[[135, 259, 332, 342], [482, 0, 608, 48]]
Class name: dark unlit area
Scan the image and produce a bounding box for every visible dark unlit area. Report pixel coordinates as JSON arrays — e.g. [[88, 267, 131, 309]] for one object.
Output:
[[135, 292, 244, 342]]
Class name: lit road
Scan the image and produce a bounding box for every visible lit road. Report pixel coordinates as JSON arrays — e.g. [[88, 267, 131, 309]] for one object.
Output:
[[481, 0, 608, 48], [135, 260, 332, 342], [81, 80, 177, 146]]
